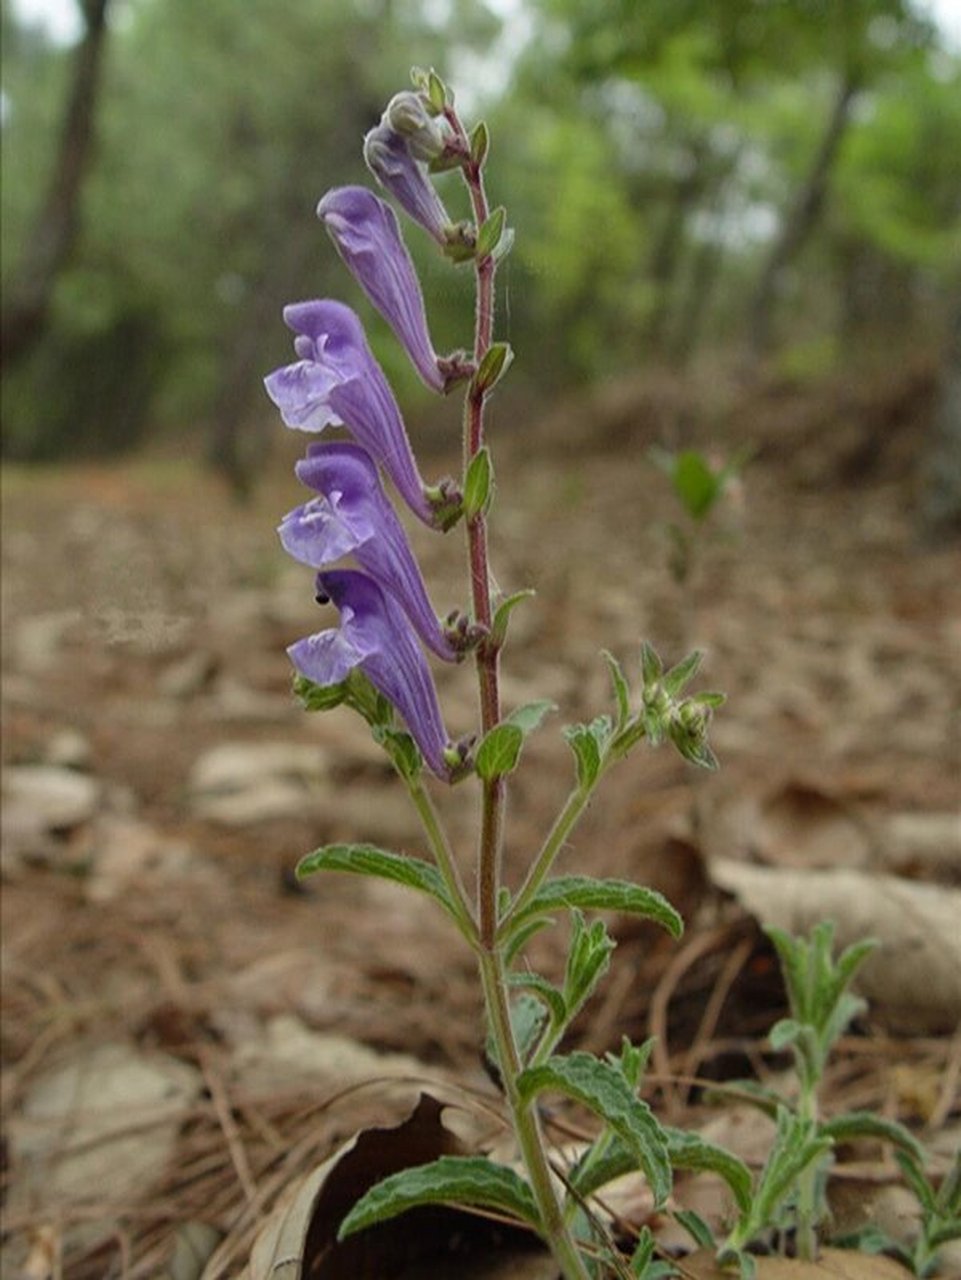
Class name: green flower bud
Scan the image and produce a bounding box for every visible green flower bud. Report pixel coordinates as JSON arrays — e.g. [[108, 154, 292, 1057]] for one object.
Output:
[[385, 91, 447, 162]]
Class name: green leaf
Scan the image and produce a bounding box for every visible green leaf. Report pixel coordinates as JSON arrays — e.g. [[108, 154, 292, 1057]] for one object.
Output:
[[472, 341, 513, 395], [564, 726, 601, 791], [896, 1151, 938, 1214], [503, 915, 554, 965], [296, 844, 455, 918], [293, 674, 348, 712], [490, 589, 535, 649], [673, 1208, 716, 1249], [608, 1036, 655, 1091], [769, 1017, 803, 1052], [469, 120, 489, 166], [672, 450, 720, 521], [426, 69, 448, 114], [337, 1155, 538, 1239], [463, 446, 493, 519], [663, 1128, 753, 1214], [507, 971, 567, 1028], [563, 912, 616, 1021], [476, 206, 506, 258], [563, 717, 610, 790], [512, 876, 683, 939], [640, 641, 663, 688], [662, 649, 703, 697], [373, 727, 422, 781], [506, 699, 557, 735], [521, 1052, 671, 1206], [602, 649, 631, 725], [820, 1112, 924, 1162], [475, 723, 524, 780], [705, 1078, 784, 1119]]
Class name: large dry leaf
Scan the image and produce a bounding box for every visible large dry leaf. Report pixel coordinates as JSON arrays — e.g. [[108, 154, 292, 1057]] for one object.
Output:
[[234, 1094, 554, 1280], [710, 860, 961, 1031]]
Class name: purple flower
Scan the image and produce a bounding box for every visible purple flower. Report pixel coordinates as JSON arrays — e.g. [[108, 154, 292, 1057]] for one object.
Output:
[[289, 569, 452, 778], [363, 123, 451, 244], [317, 186, 445, 392], [264, 299, 433, 524], [279, 442, 455, 661]]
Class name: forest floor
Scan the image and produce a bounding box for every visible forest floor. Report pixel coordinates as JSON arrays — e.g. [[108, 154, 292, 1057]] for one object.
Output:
[[2, 363, 959, 1278]]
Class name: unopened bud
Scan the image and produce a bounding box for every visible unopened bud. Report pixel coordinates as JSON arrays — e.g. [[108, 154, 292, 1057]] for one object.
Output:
[[385, 91, 447, 161]]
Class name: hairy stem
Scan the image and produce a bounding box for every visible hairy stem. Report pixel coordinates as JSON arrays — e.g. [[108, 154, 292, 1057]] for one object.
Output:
[[478, 948, 591, 1280], [796, 1083, 821, 1262], [503, 780, 597, 936], [407, 777, 477, 940], [448, 105, 587, 1278]]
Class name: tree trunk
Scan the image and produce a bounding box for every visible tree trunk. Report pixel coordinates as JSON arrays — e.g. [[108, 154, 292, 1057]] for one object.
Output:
[[1, 0, 111, 368], [919, 302, 961, 542], [748, 72, 859, 360], [643, 140, 709, 353]]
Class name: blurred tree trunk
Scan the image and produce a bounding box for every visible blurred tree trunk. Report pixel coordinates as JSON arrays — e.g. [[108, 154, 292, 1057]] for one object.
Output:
[[0, 0, 111, 369], [207, 89, 380, 498], [919, 303, 961, 541], [748, 72, 859, 360], [644, 140, 708, 353]]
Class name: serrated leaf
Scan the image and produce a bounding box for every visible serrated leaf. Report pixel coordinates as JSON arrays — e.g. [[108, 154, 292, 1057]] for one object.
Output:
[[820, 1112, 924, 1162], [296, 844, 455, 918], [662, 649, 703, 697], [506, 699, 557, 735], [463, 446, 493, 519], [337, 1155, 538, 1239], [476, 206, 506, 258], [602, 649, 631, 725], [491, 588, 535, 648], [475, 723, 524, 780], [664, 1128, 753, 1214], [521, 1053, 671, 1206], [513, 876, 683, 938]]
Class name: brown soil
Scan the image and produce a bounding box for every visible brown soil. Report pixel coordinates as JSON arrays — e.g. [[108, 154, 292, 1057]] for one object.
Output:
[[2, 366, 958, 1277]]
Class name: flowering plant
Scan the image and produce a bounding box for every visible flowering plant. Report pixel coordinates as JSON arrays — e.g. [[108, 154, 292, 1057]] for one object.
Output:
[[263, 65, 725, 1279], [261, 69, 940, 1280]]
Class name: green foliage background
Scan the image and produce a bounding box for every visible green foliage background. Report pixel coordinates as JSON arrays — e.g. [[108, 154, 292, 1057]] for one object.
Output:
[[1, 0, 959, 461]]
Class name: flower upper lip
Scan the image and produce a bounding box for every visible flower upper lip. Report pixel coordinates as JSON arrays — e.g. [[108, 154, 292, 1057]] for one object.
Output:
[[263, 298, 434, 525], [287, 568, 453, 778], [279, 441, 456, 662], [317, 186, 446, 393]]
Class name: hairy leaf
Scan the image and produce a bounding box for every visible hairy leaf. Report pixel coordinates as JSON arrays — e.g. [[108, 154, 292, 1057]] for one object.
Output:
[[337, 1155, 539, 1238]]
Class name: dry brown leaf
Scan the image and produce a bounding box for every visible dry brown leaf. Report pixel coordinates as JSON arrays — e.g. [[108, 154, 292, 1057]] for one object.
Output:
[[710, 861, 961, 1031], [235, 1094, 554, 1280]]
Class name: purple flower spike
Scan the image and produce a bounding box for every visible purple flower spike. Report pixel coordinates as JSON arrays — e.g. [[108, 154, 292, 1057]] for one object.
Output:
[[289, 569, 452, 778], [363, 123, 451, 245], [317, 186, 445, 392], [279, 442, 455, 661], [264, 299, 433, 525]]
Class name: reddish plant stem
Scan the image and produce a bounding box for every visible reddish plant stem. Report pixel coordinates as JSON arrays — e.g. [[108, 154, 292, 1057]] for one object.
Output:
[[449, 109, 503, 949]]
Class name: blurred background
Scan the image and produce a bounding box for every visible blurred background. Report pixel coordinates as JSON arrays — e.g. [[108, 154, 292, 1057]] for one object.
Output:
[[2, 0, 959, 511]]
